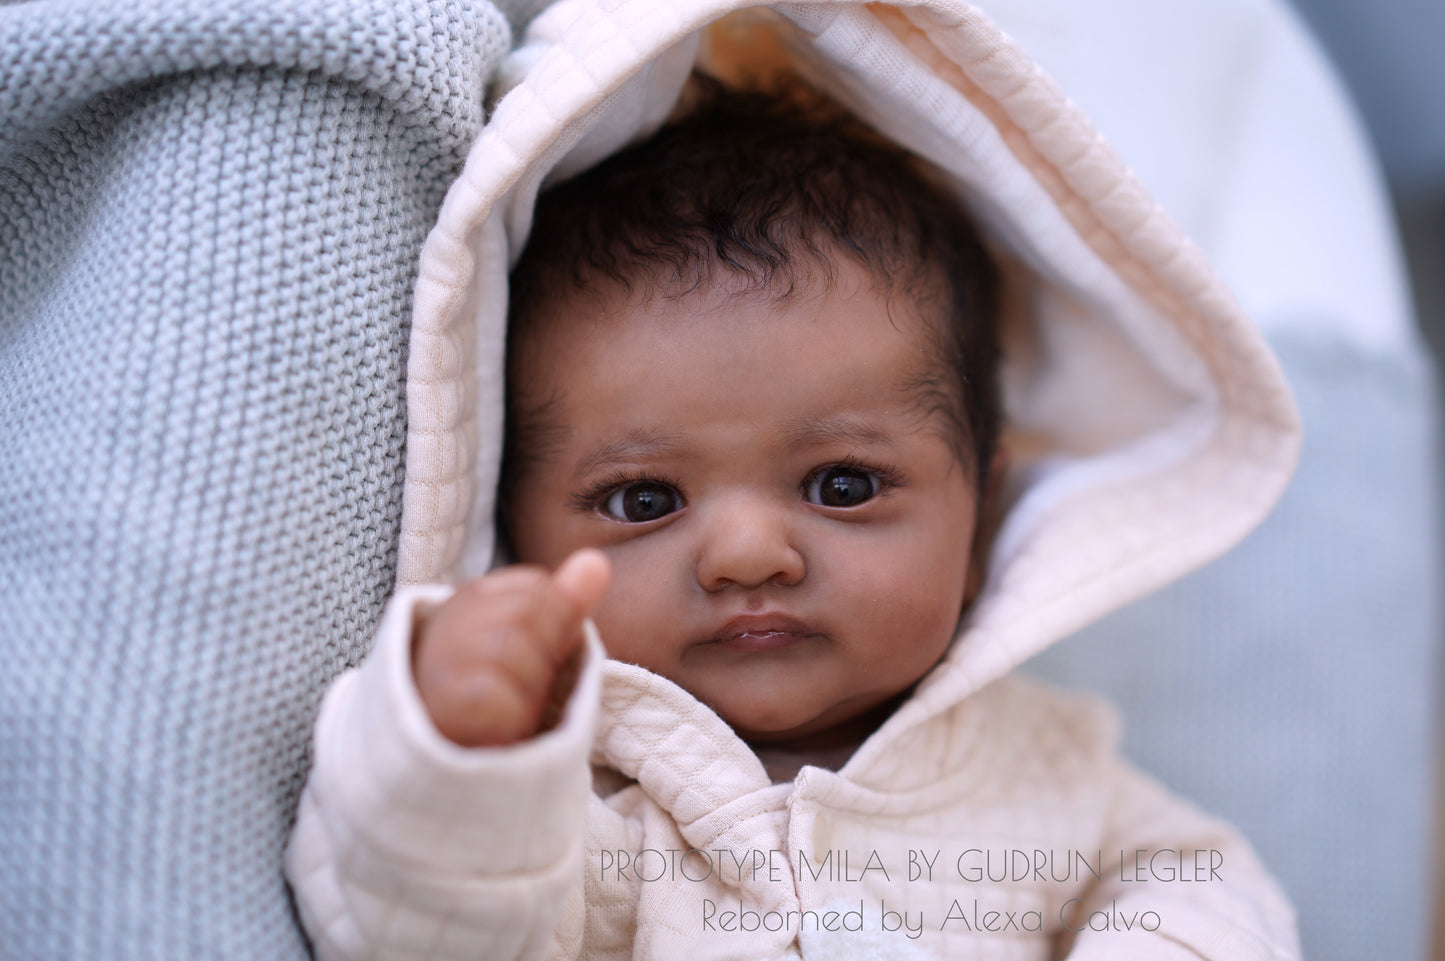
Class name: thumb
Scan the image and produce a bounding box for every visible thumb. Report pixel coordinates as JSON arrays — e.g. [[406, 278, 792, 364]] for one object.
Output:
[[552, 548, 611, 619]]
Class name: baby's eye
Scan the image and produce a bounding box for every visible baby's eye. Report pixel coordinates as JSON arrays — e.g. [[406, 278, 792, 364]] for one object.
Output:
[[601, 481, 683, 523], [804, 465, 883, 508]]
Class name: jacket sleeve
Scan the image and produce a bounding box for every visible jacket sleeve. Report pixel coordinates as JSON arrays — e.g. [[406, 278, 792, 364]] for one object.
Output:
[[284, 585, 602, 961], [1060, 760, 1300, 961]]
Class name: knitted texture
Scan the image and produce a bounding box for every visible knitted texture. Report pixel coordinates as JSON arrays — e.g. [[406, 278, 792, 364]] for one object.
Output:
[[0, 3, 508, 959]]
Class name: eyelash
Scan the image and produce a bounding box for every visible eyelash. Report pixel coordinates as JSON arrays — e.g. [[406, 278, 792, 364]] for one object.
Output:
[[570, 457, 909, 518], [811, 456, 909, 499], [569, 470, 685, 516]]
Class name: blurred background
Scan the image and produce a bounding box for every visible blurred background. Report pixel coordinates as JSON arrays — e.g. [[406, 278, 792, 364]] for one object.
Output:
[[1284, 0, 1445, 365], [1248, 0, 1445, 954], [1278, 1, 1444, 957]]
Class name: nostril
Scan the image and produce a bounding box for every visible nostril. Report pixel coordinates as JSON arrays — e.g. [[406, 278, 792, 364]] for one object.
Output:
[[696, 541, 806, 593], [692, 499, 807, 592]]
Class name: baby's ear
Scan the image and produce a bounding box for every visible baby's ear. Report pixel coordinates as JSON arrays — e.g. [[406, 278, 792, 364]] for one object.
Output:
[[962, 443, 1010, 606]]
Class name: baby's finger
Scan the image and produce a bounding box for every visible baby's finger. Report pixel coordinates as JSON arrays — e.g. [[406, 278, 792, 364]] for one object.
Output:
[[430, 668, 540, 747], [447, 568, 583, 667], [552, 548, 611, 620]]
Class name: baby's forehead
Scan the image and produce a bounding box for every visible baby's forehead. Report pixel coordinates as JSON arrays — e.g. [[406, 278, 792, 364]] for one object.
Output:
[[513, 277, 953, 432], [508, 263, 963, 450]]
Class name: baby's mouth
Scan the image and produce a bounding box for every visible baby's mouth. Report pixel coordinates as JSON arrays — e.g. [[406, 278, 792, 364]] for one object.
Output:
[[706, 613, 823, 652]]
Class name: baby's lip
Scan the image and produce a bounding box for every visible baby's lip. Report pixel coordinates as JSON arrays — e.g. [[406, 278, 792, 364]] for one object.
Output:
[[706, 613, 823, 651]]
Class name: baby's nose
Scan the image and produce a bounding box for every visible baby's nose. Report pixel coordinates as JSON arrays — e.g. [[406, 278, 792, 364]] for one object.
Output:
[[694, 495, 805, 592]]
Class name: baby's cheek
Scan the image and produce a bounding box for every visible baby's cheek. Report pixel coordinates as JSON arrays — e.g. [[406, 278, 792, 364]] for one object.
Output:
[[866, 545, 968, 646], [588, 590, 642, 662], [585, 556, 675, 668]]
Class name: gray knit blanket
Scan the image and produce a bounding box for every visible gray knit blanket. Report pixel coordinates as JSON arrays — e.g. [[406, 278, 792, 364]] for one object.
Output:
[[0, 3, 513, 958]]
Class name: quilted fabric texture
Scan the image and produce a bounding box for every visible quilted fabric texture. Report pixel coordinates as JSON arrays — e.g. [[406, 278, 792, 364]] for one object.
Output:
[[0, 2, 508, 958], [292, 590, 1301, 960]]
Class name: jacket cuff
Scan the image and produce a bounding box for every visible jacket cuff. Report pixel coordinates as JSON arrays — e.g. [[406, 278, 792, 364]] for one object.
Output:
[[307, 583, 603, 877]]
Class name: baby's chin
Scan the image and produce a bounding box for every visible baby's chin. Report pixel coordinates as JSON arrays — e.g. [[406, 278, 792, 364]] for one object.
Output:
[[724, 692, 909, 754]]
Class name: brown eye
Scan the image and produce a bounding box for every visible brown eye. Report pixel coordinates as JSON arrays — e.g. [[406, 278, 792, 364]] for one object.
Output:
[[602, 482, 682, 523], [805, 466, 881, 508]]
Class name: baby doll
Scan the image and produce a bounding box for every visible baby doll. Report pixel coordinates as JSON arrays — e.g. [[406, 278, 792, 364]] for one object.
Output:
[[423, 81, 1002, 758], [286, 81, 1298, 961]]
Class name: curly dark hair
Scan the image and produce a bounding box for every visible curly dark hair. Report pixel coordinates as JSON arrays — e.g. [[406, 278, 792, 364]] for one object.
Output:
[[506, 76, 1001, 486]]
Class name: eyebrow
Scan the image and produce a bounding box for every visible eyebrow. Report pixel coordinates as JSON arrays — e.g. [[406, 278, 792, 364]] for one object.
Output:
[[783, 415, 899, 450], [573, 429, 688, 479]]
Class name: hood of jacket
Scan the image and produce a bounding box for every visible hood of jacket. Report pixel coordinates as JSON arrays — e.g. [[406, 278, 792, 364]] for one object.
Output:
[[392, 0, 1300, 754]]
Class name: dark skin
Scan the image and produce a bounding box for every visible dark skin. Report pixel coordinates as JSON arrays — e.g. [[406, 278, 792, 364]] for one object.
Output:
[[413, 550, 609, 747], [413, 264, 997, 750]]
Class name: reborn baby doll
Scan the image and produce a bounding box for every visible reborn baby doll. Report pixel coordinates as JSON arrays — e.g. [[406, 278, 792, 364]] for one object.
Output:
[[431, 81, 1003, 758], [285, 78, 1300, 961]]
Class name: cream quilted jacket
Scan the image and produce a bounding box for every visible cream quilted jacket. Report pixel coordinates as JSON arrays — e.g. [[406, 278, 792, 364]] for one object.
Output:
[[286, 1, 1303, 959]]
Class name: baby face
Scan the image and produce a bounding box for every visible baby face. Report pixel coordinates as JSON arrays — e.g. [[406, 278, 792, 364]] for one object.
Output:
[[506, 260, 982, 749]]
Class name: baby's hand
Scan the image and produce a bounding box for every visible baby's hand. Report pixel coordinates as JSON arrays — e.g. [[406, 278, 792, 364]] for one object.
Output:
[[412, 549, 610, 747]]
